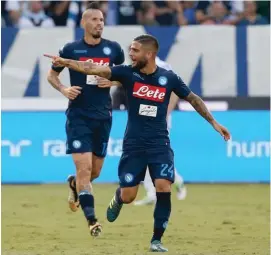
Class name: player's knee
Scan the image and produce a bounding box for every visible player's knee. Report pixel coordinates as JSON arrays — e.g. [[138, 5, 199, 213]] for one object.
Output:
[[74, 158, 92, 170], [155, 179, 172, 192], [156, 185, 171, 193], [77, 165, 90, 175]]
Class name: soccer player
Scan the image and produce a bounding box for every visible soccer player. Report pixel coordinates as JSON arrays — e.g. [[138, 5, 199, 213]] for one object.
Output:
[[134, 56, 187, 206], [46, 3, 124, 236], [45, 34, 231, 252]]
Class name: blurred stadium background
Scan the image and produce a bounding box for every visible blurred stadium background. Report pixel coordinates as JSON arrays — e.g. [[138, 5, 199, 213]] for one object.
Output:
[[1, 1, 270, 255]]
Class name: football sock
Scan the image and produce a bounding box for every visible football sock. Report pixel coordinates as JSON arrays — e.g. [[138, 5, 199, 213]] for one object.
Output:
[[151, 192, 171, 242], [78, 190, 97, 225]]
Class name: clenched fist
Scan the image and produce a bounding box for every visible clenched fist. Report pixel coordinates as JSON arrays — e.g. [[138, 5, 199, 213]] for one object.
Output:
[[61, 86, 82, 100]]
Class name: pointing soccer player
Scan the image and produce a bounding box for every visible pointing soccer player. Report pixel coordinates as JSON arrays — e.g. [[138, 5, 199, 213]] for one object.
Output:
[[45, 34, 230, 252]]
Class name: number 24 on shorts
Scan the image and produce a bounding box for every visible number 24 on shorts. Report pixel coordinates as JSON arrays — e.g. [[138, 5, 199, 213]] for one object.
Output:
[[160, 164, 174, 178]]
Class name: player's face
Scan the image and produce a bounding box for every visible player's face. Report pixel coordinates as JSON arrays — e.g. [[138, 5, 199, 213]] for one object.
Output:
[[82, 10, 104, 39], [129, 41, 150, 69]]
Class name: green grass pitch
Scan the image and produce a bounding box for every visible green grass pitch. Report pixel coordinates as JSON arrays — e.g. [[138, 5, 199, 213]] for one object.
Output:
[[2, 184, 269, 255]]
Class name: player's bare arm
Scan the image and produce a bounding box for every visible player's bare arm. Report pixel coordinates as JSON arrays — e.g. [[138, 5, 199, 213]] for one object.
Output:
[[167, 92, 179, 116], [185, 92, 231, 141], [47, 69, 66, 93], [44, 54, 112, 79], [65, 59, 112, 79], [47, 69, 82, 100], [97, 77, 122, 88], [185, 92, 214, 123], [45, 55, 120, 92]]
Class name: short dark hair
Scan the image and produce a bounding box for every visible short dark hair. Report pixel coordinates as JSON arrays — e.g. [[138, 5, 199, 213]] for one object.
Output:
[[134, 34, 159, 52], [87, 2, 101, 10]]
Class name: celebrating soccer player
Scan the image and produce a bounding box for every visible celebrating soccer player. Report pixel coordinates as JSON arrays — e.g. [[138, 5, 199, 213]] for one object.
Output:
[[134, 56, 187, 206], [45, 34, 230, 252], [46, 3, 124, 237]]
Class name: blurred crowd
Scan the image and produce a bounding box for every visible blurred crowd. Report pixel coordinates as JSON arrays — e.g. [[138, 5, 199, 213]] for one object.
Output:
[[1, 0, 270, 28]]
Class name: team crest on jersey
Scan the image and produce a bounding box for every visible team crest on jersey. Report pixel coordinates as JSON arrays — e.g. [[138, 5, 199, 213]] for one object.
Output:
[[158, 76, 168, 86], [72, 140, 81, 149], [124, 173, 134, 183], [103, 47, 111, 55]]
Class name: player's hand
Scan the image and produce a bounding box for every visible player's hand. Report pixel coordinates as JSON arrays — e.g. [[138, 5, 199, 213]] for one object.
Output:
[[211, 121, 231, 141], [61, 86, 82, 100], [97, 77, 113, 88], [44, 54, 66, 67]]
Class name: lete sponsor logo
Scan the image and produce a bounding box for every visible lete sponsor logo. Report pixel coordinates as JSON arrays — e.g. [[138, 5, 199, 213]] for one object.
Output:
[[79, 57, 110, 66], [132, 82, 166, 102]]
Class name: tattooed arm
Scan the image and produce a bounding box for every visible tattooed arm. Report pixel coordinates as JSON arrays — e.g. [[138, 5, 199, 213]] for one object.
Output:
[[45, 54, 122, 90], [44, 54, 112, 79], [65, 59, 112, 79], [185, 92, 215, 124], [185, 92, 231, 141], [172, 73, 231, 141], [56, 58, 121, 87]]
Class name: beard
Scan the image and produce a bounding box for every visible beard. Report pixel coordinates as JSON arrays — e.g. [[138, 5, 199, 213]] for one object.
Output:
[[134, 58, 148, 69], [92, 31, 102, 39]]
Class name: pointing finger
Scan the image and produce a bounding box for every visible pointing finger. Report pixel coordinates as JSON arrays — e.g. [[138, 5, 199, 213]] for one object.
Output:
[[43, 54, 56, 59]]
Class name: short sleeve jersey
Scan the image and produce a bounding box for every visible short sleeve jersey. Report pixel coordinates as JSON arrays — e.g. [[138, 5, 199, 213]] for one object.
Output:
[[52, 38, 124, 119], [110, 65, 191, 150]]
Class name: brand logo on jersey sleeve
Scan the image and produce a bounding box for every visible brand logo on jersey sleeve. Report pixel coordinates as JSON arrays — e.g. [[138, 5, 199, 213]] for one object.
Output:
[[133, 72, 144, 80], [132, 82, 166, 102], [74, 50, 87, 53], [79, 57, 110, 66]]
